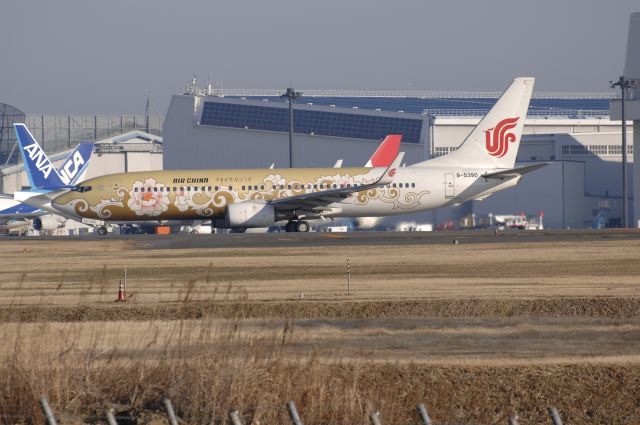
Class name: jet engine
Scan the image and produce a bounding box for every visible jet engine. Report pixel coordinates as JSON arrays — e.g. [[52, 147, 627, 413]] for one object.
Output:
[[32, 214, 66, 231], [225, 201, 280, 228]]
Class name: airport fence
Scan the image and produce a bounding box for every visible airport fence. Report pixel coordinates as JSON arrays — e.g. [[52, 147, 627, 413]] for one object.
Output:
[[3, 397, 569, 425]]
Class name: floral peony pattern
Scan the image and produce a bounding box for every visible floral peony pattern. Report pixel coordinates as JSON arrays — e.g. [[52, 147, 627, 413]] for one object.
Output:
[[127, 178, 170, 217]]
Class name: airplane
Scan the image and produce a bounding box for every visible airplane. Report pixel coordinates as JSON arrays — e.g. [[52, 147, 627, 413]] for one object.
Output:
[[32, 78, 546, 236], [0, 124, 93, 232], [8, 124, 401, 235]]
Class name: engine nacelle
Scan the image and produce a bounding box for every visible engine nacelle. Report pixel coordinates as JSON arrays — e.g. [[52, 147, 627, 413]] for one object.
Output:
[[225, 201, 276, 228], [32, 215, 66, 231]]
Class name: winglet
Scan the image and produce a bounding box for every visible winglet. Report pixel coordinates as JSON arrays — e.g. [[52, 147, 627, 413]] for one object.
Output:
[[366, 134, 402, 167]]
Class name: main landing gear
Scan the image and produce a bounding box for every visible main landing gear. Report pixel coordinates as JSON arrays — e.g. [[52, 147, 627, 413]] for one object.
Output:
[[285, 220, 310, 232]]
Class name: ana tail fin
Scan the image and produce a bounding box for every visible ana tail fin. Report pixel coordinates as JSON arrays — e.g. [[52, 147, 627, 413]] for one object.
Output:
[[421, 77, 534, 169], [57, 142, 93, 185], [14, 124, 65, 189]]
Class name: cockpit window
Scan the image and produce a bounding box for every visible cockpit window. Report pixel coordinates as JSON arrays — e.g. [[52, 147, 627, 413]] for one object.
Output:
[[71, 186, 92, 193]]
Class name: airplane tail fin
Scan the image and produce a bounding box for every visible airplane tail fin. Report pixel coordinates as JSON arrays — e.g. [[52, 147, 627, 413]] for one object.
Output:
[[365, 135, 402, 167], [421, 77, 534, 169], [58, 142, 93, 185], [14, 124, 65, 189]]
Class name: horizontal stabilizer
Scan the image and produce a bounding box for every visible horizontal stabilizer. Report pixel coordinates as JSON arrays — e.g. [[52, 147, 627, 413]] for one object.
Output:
[[481, 162, 550, 180]]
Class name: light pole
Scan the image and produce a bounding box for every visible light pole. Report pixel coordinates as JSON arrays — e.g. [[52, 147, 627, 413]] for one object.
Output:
[[280, 87, 302, 168], [610, 76, 634, 227]]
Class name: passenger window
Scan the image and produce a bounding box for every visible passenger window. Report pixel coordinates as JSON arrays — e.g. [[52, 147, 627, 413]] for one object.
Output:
[[313, 184, 317, 189], [242, 186, 246, 190], [332, 184, 337, 189], [399, 183, 403, 188], [134, 188, 138, 192], [260, 185, 264, 190], [392, 183, 397, 188], [412, 183, 416, 188], [202, 186, 206, 191], [287, 185, 291, 189], [229, 186, 233, 190]]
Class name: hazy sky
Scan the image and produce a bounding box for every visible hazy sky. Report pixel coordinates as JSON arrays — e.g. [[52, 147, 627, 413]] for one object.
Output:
[[1, 0, 638, 115]]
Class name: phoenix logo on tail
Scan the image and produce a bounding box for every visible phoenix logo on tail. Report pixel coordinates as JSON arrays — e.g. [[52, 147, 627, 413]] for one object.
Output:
[[484, 117, 520, 158]]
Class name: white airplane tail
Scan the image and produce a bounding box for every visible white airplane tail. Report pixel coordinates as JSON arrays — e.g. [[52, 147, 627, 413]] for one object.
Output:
[[420, 77, 534, 169]]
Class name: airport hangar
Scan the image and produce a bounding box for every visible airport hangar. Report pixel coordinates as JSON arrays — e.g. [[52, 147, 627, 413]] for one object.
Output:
[[0, 110, 164, 194], [163, 84, 628, 229]]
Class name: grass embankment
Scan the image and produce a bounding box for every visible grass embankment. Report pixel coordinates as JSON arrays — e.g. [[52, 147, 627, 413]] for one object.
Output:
[[1, 238, 640, 423]]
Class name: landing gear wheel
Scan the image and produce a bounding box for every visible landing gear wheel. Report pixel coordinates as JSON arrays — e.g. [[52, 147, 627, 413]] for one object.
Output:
[[97, 226, 108, 236], [285, 221, 296, 232], [296, 220, 310, 232]]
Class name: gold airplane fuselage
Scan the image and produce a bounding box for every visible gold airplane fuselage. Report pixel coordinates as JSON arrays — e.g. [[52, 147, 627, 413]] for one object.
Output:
[[52, 166, 435, 223]]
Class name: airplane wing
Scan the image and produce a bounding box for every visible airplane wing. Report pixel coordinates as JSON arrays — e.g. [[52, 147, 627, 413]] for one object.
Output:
[[481, 162, 550, 180], [271, 152, 404, 213]]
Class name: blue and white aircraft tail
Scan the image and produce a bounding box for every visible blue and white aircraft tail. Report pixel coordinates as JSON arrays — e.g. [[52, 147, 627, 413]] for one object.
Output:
[[14, 123, 93, 189], [0, 124, 94, 221]]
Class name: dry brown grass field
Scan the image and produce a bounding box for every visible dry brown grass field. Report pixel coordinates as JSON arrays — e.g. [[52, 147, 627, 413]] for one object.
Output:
[[1, 237, 639, 424]]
